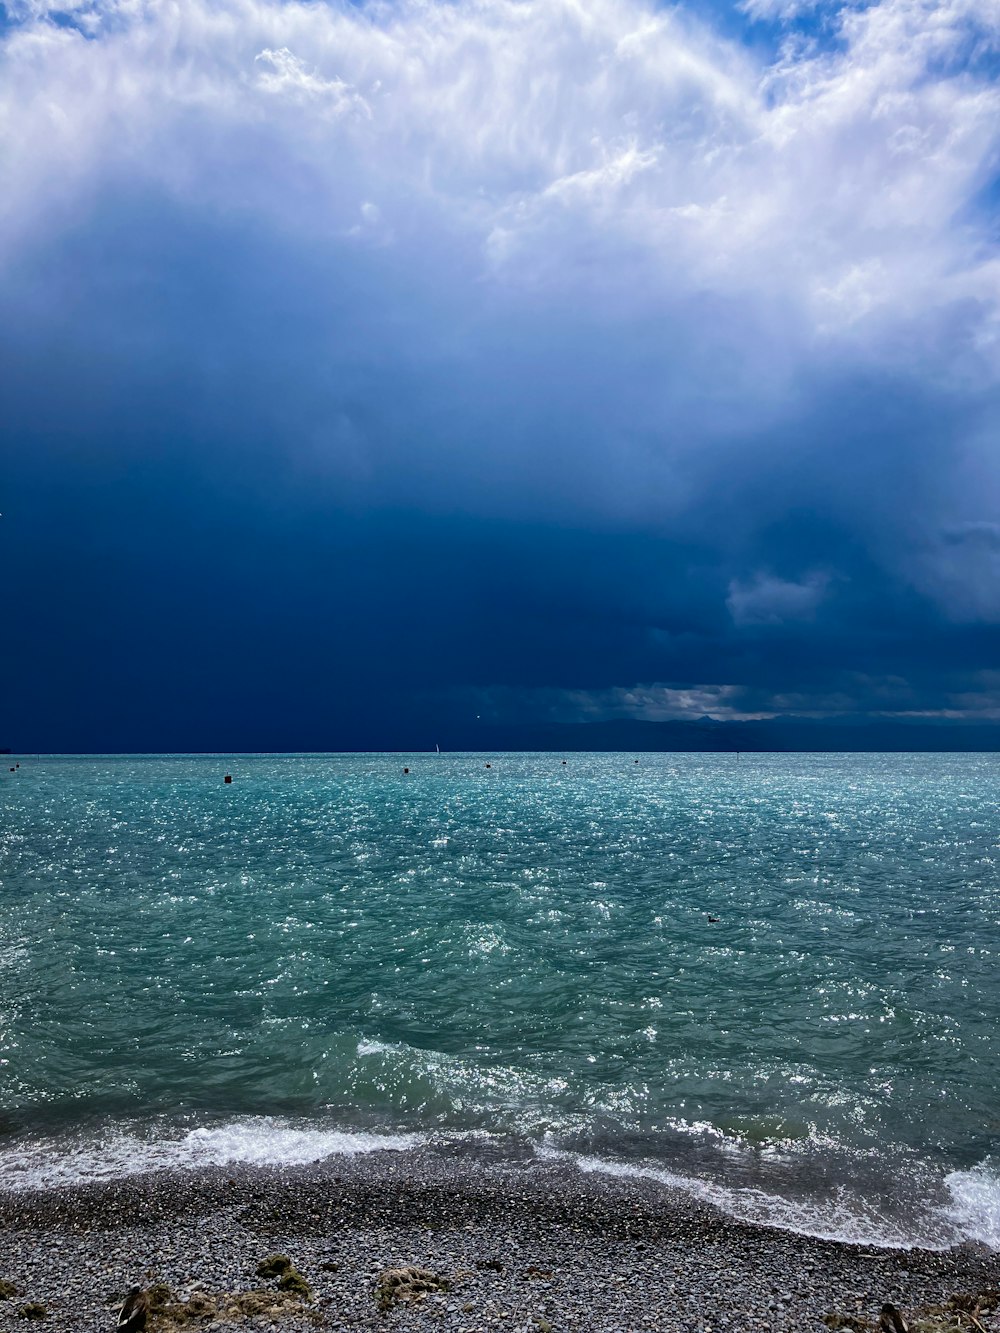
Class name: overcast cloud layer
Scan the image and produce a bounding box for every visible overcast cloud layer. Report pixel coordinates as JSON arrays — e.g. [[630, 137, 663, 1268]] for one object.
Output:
[[3, 0, 1000, 747]]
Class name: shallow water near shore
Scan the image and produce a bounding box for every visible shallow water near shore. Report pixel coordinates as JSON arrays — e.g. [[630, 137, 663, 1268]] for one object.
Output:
[[1, 752, 998, 1250]]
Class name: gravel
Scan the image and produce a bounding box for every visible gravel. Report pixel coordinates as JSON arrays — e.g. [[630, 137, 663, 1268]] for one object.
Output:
[[0, 1143, 995, 1332]]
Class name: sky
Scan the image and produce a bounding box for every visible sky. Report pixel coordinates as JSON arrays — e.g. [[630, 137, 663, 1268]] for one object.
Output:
[[2, 0, 1000, 750]]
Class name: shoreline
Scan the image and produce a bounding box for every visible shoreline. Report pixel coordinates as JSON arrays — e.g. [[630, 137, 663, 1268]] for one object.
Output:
[[0, 1146, 996, 1331]]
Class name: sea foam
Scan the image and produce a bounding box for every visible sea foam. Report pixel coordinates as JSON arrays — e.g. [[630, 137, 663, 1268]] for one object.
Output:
[[537, 1144, 1000, 1252], [943, 1162, 1000, 1250], [0, 1117, 421, 1191]]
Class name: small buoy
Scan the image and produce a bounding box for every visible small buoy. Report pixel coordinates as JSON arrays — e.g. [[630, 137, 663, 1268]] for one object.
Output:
[[224, 774, 232, 784], [403, 767, 409, 774]]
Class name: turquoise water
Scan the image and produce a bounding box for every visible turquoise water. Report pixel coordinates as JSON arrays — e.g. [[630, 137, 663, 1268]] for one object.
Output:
[[1, 752, 998, 1247]]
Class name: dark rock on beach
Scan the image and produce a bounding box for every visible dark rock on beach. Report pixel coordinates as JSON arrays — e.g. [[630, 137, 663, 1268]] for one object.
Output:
[[0, 1145, 995, 1331]]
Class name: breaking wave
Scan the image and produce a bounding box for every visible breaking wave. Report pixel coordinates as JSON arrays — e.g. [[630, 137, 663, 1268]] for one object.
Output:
[[0, 1116, 422, 1191]]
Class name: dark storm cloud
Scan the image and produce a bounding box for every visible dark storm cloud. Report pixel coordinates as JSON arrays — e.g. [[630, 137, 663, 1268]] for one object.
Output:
[[2, 0, 1000, 747]]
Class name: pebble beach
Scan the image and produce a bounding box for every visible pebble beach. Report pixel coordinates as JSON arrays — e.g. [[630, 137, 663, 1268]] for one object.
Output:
[[0, 1145, 996, 1333]]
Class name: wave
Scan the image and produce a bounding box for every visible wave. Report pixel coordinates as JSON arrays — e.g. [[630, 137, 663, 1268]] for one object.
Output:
[[0, 1116, 422, 1191], [943, 1162, 1000, 1250], [2, 1111, 997, 1255], [536, 1144, 1000, 1251]]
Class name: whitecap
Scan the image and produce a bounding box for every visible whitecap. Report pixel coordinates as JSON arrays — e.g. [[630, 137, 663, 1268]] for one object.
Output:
[[944, 1161, 1000, 1249], [0, 1117, 422, 1191]]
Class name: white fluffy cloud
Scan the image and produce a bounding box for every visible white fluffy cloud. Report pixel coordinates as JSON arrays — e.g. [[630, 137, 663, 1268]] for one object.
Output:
[[2, 0, 998, 352]]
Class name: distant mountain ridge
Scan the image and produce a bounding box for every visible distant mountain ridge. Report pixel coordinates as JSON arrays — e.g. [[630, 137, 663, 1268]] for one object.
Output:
[[447, 717, 1000, 753], [8, 718, 1000, 755]]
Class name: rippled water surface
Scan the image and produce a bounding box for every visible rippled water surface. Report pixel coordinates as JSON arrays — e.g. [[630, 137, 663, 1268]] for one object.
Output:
[[1, 752, 998, 1246]]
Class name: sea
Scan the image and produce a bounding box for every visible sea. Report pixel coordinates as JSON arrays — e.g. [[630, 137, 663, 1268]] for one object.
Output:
[[1, 752, 997, 1250]]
